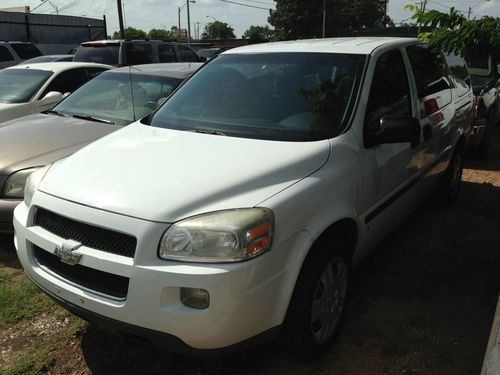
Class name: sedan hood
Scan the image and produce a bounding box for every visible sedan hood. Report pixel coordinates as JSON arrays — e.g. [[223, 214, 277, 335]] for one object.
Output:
[[0, 113, 122, 174], [40, 123, 331, 222], [0, 102, 30, 123]]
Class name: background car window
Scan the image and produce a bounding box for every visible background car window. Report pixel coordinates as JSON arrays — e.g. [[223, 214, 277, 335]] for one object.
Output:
[[126, 43, 154, 65], [0, 46, 14, 62], [445, 53, 471, 97], [41, 68, 101, 98], [178, 45, 199, 62], [10, 43, 42, 59], [55, 72, 182, 125], [365, 49, 412, 127], [407, 45, 452, 114], [73, 44, 119, 65], [159, 44, 177, 63], [406, 45, 451, 99], [0, 69, 52, 103]]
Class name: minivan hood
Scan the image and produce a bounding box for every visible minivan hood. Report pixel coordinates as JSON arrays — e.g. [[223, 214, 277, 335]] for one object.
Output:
[[0, 113, 122, 174], [40, 123, 331, 222]]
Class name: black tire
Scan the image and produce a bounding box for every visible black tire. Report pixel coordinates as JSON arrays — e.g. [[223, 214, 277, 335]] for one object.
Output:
[[283, 238, 352, 360], [436, 148, 463, 207]]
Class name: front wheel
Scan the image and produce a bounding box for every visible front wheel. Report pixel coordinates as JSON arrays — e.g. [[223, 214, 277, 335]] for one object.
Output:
[[284, 241, 351, 360]]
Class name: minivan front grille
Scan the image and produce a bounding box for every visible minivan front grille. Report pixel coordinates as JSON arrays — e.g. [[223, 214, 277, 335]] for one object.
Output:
[[33, 208, 137, 258], [33, 245, 129, 299]]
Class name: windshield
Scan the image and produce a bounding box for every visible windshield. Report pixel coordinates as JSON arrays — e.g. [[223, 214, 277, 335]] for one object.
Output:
[[149, 53, 366, 141], [54, 70, 183, 125], [0, 69, 53, 103], [73, 44, 120, 65]]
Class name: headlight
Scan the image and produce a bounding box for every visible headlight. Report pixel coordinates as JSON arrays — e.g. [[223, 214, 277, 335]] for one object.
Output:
[[3, 167, 43, 199], [159, 208, 274, 263], [23, 165, 51, 207]]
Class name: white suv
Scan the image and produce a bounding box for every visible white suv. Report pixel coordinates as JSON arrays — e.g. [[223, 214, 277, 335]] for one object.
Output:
[[13, 38, 473, 359]]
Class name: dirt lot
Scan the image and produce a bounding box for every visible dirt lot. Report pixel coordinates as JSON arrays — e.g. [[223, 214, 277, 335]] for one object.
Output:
[[1, 130, 500, 374]]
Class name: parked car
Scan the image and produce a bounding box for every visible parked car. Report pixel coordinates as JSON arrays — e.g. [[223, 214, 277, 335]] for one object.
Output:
[[465, 50, 500, 158], [0, 62, 111, 123], [20, 55, 74, 64], [73, 39, 202, 66], [0, 62, 201, 233], [0, 41, 42, 69], [14, 38, 473, 359], [196, 47, 230, 61]]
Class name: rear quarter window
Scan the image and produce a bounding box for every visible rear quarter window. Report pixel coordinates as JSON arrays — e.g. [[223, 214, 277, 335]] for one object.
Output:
[[10, 43, 42, 59], [0, 46, 14, 62]]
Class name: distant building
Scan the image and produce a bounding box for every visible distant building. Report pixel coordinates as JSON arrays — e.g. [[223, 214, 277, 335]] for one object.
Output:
[[0, 6, 30, 13], [171, 26, 187, 38]]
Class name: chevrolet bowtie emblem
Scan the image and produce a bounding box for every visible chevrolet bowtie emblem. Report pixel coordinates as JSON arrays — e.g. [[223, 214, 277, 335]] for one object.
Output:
[[54, 240, 83, 266]]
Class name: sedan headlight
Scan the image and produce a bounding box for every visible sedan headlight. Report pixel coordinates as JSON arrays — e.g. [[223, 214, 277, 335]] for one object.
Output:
[[159, 208, 274, 263], [3, 167, 44, 199], [23, 165, 52, 206]]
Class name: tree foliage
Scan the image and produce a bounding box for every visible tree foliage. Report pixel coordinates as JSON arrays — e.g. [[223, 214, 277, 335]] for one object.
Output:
[[242, 25, 274, 42], [268, 0, 387, 40], [201, 21, 236, 40], [148, 28, 172, 40], [407, 5, 500, 60], [112, 27, 148, 39]]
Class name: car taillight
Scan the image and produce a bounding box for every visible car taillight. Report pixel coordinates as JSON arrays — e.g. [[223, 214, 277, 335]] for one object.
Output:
[[424, 98, 439, 116]]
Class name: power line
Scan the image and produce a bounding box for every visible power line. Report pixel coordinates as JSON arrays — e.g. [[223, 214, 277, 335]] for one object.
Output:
[[238, 0, 274, 5], [219, 0, 271, 10]]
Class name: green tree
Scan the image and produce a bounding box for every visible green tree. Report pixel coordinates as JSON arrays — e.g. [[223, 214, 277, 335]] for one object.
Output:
[[201, 21, 236, 40], [112, 27, 148, 39], [406, 5, 500, 60], [242, 25, 275, 42], [268, 0, 387, 40], [148, 28, 172, 39]]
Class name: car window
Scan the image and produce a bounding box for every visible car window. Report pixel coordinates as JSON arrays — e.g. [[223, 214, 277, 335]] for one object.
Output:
[[0, 69, 53, 103], [126, 43, 154, 65], [407, 45, 452, 114], [159, 44, 177, 63], [445, 53, 471, 97], [178, 45, 199, 62], [149, 52, 366, 141], [73, 44, 119, 65], [54, 71, 182, 125], [41, 68, 96, 98], [365, 49, 412, 128], [406, 45, 451, 99], [0, 46, 14, 62], [10, 43, 42, 59]]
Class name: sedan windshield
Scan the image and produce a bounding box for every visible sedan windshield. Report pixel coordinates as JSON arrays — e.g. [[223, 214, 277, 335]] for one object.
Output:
[[54, 71, 182, 125], [0, 69, 53, 103], [149, 53, 366, 141]]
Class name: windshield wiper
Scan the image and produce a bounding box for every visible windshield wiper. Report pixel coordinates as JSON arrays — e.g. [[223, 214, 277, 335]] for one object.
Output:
[[71, 114, 114, 124], [47, 109, 68, 117], [192, 129, 226, 136]]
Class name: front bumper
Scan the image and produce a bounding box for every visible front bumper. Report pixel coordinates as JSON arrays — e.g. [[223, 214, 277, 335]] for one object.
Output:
[[0, 198, 20, 233], [14, 191, 312, 352]]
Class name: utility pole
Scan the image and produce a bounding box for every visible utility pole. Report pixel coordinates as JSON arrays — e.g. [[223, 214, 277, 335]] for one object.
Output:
[[187, 0, 192, 47], [117, 0, 125, 38], [178, 7, 181, 30], [196, 21, 201, 40], [322, 0, 326, 38], [468, 6, 472, 19], [384, 0, 388, 28], [417, 0, 428, 34]]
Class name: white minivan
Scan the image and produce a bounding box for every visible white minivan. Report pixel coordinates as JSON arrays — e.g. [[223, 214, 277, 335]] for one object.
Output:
[[14, 38, 473, 359]]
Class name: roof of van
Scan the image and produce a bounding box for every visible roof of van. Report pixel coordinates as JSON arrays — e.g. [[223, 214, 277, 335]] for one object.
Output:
[[225, 37, 420, 55]]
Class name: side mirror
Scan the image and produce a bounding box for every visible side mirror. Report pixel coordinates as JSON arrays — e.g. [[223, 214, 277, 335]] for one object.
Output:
[[199, 56, 207, 63], [365, 115, 421, 148], [40, 91, 63, 104]]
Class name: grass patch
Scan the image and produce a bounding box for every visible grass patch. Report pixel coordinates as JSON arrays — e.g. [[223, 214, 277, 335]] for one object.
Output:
[[0, 271, 53, 328], [2, 346, 54, 375]]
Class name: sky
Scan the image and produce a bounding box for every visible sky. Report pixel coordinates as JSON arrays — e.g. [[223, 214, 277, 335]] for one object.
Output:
[[1, 0, 499, 38]]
